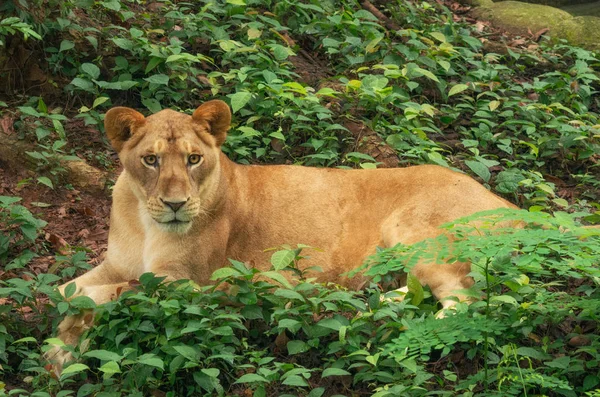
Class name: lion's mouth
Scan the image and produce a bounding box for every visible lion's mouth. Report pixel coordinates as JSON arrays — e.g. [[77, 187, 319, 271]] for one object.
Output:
[[164, 219, 189, 225]]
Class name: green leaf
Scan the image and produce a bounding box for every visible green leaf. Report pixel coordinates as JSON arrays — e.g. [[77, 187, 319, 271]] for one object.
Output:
[[37, 177, 53, 189], [81, 63, 100, 79], [545, 356, 570, 369], [101, 0, 121, 11], [287, 340, 309, 355], [235, 373, 269, 384], [173, 345, 200, 362], [308, 388, 325, 397], [60, 363, 89, 378], [83, 350, 123, 361], [57, 301, 69, 314], [407, 273, 424, 306], [490, 295, 518, 306], [270, 250, 295, 270], [210, 267, 242, 280], [448, 84, 469, 97], [92, 97, 109, 109], [142, 97, 162, 113], [269, 44, 294, 60], [316, 318, 343, 331], [261, 271, 293, 289], [488, 100, 501, 111], [94, 80, 138, 90], [137, 354, 164, 370], [274, 289, 306, 301], [282, 375, 309, 387], [70, 77, 94, 91], [228, 91, 252, 113], [516, 347, 551, 360], [465, 160, 491, 183], [70, 296, 96, 309], [144, 74, 169, 85], [278, 319, 302, 332], [18, 106, 40, 117], [412, 66, 439, 82], [44, 338, 65, 347], [0, 196, 21, 205], [112, 38, 134, 50], [99, 361, 121, 375], [13, 337, 36, 344], [321, 368, 351, 377], [59, 40, 75, 52], [64, 282, 76, 298], [145, 57, 163, 74], [202, 368, 220, 378], [430, 31, 446, 43], [86, 35, 98, 49]]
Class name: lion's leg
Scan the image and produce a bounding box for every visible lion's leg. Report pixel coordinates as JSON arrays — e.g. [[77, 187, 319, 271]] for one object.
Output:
[[48, 263, 132, 374], [381, 218, 473, 313], [411, 260, 473, 308]]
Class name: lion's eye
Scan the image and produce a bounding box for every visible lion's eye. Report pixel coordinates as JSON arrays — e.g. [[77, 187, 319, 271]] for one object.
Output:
[[188, 154, 202, 165], [143, 155, 158, 167]]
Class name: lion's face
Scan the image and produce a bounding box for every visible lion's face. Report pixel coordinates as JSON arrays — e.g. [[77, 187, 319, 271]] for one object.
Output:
[[104, 100, 231, 233]]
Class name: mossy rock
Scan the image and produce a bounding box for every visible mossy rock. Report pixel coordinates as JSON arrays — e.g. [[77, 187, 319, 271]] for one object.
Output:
[[554, 16, 600, 50], [494, 0, 593, 6], [473, 1, 572, 35], [472, 1, 600, 51]]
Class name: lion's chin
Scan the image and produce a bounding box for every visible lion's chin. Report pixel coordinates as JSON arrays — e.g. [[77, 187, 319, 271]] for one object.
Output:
[[156, 219, 192, 234]]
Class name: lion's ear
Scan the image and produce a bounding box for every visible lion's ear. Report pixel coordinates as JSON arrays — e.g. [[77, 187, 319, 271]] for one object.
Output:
[[192, 100, 231, 146], [104, 107, 146, 152]]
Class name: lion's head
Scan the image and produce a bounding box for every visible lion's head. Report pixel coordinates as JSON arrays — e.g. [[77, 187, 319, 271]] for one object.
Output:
[[104, 100, 231, 233]]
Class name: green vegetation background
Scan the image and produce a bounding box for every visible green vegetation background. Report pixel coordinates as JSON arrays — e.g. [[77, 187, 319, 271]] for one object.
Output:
[[0, 0, 599, 396]]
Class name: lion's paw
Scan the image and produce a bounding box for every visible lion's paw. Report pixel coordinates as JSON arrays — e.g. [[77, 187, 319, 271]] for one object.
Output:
[[44, 312, 94, 376]]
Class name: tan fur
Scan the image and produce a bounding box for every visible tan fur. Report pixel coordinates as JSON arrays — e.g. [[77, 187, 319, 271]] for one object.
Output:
[[48, 100, 517, 370]]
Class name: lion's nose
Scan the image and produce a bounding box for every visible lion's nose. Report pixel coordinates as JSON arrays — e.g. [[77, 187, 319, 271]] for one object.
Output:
[[161, 199, 186, 212]]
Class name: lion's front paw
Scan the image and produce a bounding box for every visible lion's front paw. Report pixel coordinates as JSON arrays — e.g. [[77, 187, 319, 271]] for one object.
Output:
[[44, 343, 75, 377], [44, 312, 94, 376]]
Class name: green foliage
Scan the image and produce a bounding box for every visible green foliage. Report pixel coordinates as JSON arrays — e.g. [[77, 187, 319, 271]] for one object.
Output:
[[0, 214, 598, 395], [1, 0, 600, 395], [0, 16, 40, 46], [364, 209, 600, 396], [0, 196, 46, 271], [15, 97, 81, 186]]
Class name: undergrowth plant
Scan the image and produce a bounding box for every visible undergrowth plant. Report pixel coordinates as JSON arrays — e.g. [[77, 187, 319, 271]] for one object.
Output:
[[1, 210, 598, 396]]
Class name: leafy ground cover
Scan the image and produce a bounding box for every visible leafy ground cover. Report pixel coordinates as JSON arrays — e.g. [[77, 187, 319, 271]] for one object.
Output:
[[0, 0, 599, 395]]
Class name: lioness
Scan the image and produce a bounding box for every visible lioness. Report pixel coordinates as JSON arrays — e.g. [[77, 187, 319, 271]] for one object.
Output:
[[50, 100, 515, 367]]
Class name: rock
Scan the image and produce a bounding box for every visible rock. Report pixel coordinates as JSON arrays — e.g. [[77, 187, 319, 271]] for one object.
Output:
[[63, 160, 107, 194], [568, 335, 591, 347], [473, 2, 572, 36], [0, 131, 107, 194], [555, 16, 600, 50], [496, 0, 594, 6], [471, 1, 600, 51], [464, 0, 494, 6]]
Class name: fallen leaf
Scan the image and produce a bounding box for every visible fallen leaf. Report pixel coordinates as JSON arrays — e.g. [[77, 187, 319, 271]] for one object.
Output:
[[0, 116, 14, 135], [45, 233, 70, 255], [533, 28, 550, 42], [568, 335, 591, 347], [77, 229, 90, 239]]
